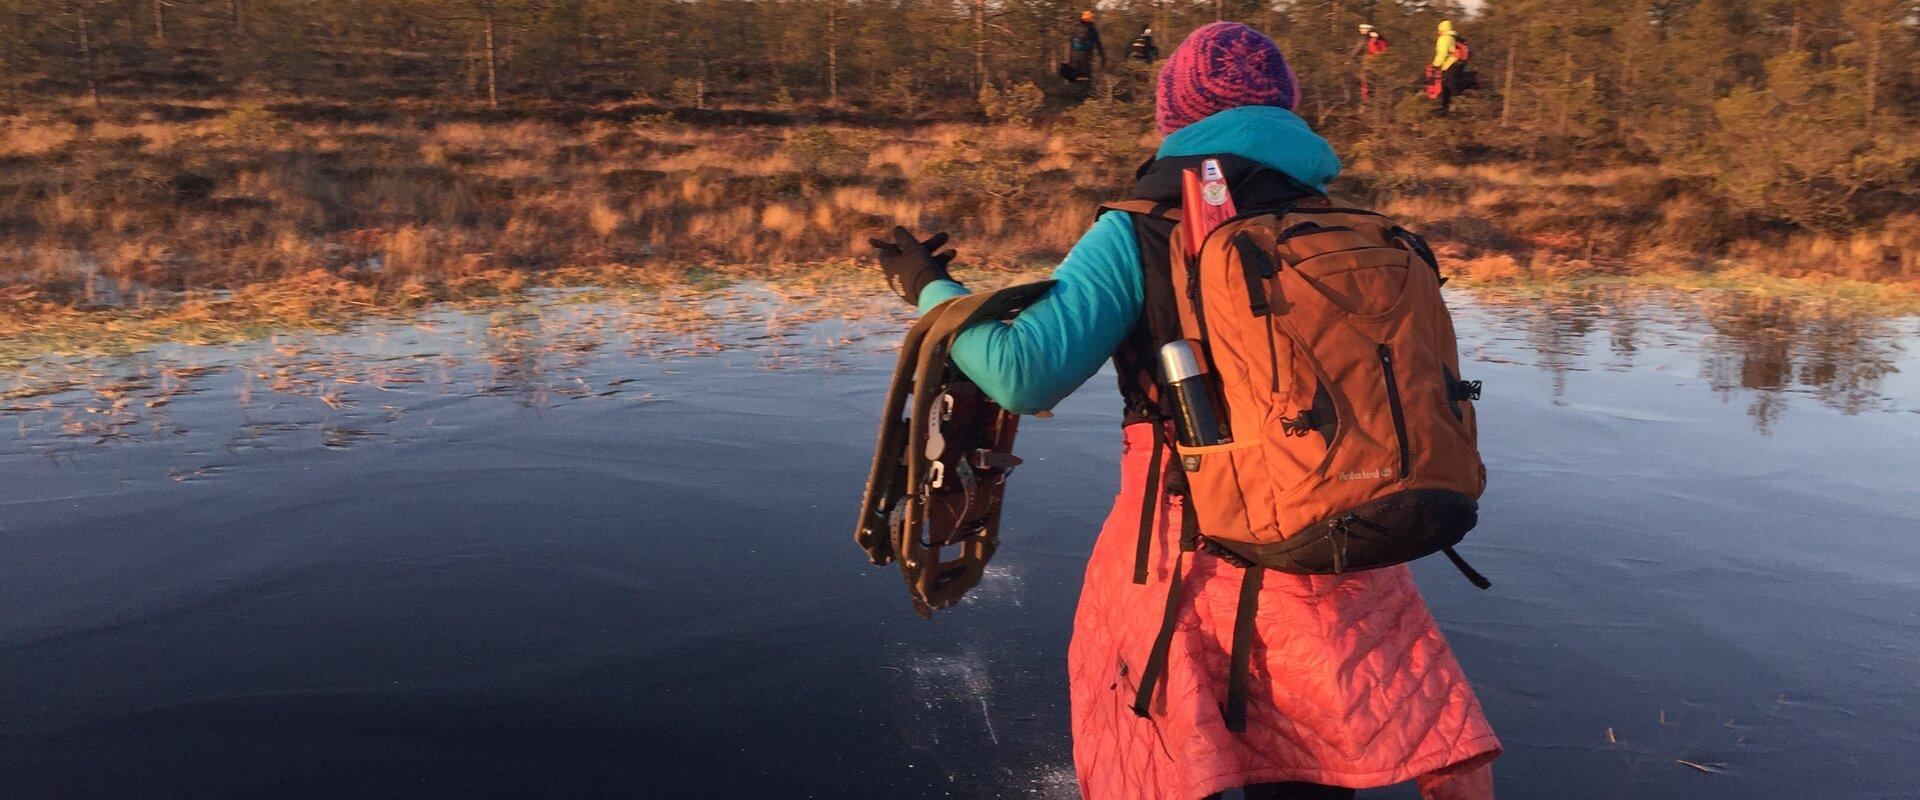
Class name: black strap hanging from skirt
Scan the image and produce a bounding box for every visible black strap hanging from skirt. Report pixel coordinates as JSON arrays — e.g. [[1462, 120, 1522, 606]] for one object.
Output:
[[1133, 556, 1269, 733], [1130, 550, 1186, 719], [1132, 421, 1168, 585], [1130, 469, 1203, 720], [1221, 565, 1264, 733]]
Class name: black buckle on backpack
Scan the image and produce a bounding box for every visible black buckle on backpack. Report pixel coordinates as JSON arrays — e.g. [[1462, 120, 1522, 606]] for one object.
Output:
[[1450, 380, 1482, 402], [1280, 409, 1318, 437]]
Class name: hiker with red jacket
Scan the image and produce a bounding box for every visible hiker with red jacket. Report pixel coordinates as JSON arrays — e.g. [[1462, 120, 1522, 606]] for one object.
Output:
[[871, 23, 1499, 800], [1351, 23, 1391, 101]]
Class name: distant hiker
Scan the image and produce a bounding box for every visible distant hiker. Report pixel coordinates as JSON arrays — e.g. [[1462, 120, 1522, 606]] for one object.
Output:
[[1352, 23, 1391, 59], [1129, 27, 1161, 63], [1350, 23, 1390, 101], [872, 22, 1499, 800], [1430, 20, 1471, 111], [1062, 10, 1107, 83]]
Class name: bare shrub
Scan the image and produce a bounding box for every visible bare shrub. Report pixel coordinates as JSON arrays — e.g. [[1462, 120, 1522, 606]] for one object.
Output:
[[978, 82, 1044, 127], [784, 127, 870, 179], [922, 138, 1032, 202]]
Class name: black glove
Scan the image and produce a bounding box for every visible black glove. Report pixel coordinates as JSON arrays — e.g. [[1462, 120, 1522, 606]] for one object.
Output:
[[868, 226, 956, 305]]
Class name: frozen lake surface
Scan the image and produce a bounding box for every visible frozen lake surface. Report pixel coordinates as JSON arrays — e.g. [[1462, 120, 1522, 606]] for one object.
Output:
[[3, 285, 1917, 798]]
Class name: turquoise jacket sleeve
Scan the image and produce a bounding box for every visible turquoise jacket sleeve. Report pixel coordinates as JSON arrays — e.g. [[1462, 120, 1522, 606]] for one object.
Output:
[[916, 211, 1142, 414]]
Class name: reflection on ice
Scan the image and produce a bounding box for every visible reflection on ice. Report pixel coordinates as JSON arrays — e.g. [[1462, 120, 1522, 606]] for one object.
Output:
[[4, 285, 1915, 459]]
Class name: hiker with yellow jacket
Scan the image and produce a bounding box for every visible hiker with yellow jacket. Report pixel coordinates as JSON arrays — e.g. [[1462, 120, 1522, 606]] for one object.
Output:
[[1431, 20, 1469, 111]]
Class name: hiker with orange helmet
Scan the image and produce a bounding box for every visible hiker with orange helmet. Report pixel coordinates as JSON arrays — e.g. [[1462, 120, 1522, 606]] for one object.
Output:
[[872, 22, 1499, 800], [1063, 10, 1107, 83]]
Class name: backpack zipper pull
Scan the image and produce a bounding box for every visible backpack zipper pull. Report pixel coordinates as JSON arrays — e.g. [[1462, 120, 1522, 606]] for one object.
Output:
[[1330, 514, 1359, 574]]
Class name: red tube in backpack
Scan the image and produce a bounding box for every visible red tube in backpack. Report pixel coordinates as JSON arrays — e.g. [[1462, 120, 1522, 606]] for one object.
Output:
[[1180, 158, 1238, 259], [1169, 159, 1238, 450]]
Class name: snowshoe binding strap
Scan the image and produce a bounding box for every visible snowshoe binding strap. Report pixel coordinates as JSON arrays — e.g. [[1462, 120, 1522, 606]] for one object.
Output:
[[855, 280, 1056, 618]]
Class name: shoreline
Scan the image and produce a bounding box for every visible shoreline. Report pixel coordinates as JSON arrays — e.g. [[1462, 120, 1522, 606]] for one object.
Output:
[[5, 259, 1916, 375]]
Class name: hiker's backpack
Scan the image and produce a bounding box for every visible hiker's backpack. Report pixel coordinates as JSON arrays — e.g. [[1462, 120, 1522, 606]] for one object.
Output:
[[1070, 23, 1098, 53], [1103, 194, 1489, 732], [1129, 35, 1158, 61], [1452, 37, 1471, 62], [1102, 199, 1488, 583]]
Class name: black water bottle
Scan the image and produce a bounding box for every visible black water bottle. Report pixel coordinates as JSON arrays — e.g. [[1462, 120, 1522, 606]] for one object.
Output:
[[1158, 340, 1230, 448]]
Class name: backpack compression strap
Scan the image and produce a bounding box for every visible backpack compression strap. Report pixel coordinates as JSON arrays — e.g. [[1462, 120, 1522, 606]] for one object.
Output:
[[1102, 197, 1229, 727], [1103, 197, 1285, 734], [1221, 565, 1264, 732], [1098, 199, 1183, 221]]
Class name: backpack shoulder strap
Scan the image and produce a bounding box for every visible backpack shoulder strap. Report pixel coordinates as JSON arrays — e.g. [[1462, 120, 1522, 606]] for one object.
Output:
[[1098, 200, 1185, 359], [1099, 199, 1184, 222]]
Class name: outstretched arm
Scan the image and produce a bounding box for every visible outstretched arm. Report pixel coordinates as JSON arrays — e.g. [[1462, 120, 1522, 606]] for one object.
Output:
[[916, 211, 1143, 415]]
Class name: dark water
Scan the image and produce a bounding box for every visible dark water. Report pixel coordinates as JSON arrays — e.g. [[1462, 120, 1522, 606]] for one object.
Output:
[[4, 286, 1917, 799]]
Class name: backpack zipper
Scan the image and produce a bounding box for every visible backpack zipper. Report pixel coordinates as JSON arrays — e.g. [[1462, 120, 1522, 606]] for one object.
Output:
[[1377, 344, 1411, 479]]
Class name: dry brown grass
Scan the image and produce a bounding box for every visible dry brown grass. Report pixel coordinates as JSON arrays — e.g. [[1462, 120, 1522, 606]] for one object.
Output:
[[0, 99, 1914, 341], [0, 103, 1149, 312], [1358, 163, 1920, 289]]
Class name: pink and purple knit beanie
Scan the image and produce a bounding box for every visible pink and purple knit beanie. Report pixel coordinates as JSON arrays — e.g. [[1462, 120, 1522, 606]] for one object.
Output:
[[1155, 22, 1299, 134]]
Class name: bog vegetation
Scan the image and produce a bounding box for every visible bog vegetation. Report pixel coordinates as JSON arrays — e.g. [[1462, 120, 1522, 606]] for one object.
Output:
[[0, 0, 1916, 326]]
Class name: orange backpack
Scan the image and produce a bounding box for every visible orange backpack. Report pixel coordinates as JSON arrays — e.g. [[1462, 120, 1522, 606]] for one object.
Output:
[[1106, 198, 1491, 730], [1104, 199, 1488, 583], [1101, 191, 1490, 731], [1113, 197, 1482, 579]]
